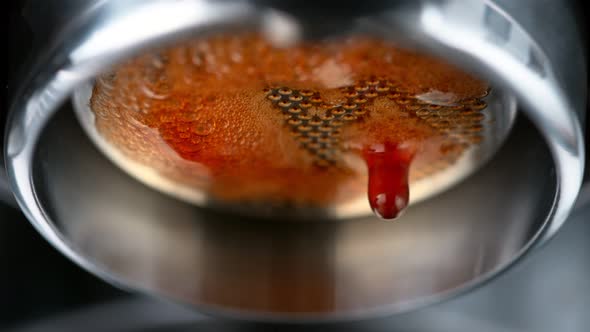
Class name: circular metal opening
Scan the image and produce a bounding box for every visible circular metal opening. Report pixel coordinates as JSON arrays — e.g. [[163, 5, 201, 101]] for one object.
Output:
[[4, 0, 584, 322]]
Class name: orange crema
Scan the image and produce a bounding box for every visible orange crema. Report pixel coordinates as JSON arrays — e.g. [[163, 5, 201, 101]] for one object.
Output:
[[90, 34, 488, 219]]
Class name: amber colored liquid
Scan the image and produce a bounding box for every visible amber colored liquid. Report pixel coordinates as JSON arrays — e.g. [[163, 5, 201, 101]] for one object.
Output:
[[90, 34, 489, 220], [363, 143, 414, 219]]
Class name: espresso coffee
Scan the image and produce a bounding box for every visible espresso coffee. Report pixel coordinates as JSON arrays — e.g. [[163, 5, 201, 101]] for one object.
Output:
[[87, 34, 489, 219]]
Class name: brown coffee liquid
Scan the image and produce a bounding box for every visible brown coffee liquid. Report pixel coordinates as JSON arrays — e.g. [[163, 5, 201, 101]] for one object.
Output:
[[90, 34, 489, 220], [363, 143, 414, 219]]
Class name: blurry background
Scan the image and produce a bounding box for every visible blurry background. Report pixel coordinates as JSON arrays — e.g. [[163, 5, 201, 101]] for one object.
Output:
[[1, 0, 588, 331]]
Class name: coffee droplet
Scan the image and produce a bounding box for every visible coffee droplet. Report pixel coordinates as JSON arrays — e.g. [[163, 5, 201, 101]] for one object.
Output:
[[363, 143, 414, 220]]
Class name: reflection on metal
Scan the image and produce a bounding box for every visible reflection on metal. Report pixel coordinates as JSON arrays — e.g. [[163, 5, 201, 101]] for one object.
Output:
[[8, 184, 590, 331], [30, 111, 553, 319], [3, 0, 586, 321]]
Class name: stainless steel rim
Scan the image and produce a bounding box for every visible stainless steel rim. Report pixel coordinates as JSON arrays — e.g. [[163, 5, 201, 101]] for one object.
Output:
[[4, 0, 585, 321]]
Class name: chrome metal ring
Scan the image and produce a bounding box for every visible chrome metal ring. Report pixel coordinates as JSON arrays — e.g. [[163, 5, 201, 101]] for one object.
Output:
[[3, 0, 586, 321]]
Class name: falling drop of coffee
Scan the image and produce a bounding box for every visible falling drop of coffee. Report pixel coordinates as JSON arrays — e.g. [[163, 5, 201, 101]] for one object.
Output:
[[363, 143, 414, 220]]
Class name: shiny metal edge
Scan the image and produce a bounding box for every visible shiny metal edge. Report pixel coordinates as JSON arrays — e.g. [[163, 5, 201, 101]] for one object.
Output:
[[3, 0, 586, 322]]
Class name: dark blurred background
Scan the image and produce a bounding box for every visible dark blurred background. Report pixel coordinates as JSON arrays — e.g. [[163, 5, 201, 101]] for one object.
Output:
[[1, 0, 588, 331]]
